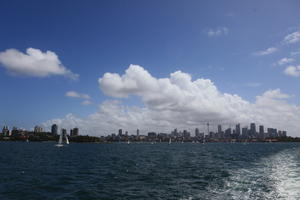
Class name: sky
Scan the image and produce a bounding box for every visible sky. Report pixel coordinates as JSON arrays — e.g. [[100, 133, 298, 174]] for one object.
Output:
[[0, 0, 300, 136]]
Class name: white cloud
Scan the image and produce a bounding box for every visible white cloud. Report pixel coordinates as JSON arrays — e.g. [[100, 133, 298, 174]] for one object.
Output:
[[0, 48, 78, 80], [283, 31, 300, 44], [44, 65, 300, 136], [277, 57, 295, 66], [284, 65, 300, 77], [65, 91, 90, 99], [206, 27, 229, 37], [81, 100, 92, 106], [254, 47, 278, 56]]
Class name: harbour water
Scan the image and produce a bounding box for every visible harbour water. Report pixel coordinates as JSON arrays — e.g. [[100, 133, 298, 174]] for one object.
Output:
[[0, 142, 300, 200]]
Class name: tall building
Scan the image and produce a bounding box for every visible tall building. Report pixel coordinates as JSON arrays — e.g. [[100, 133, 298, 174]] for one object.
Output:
[[195, 128, 199, 137], [34, 125, 43, 133], [259, 125, 264, 138], [136, 129, 140, 136], [70, 128, 79, 136], [118, 129, 122, 136], [250, 123, 256, 137], [267, 128, 277, 138], [224, 128, 231, 138], [218, 125, 222, 134], [51, 124, 58, 135], [242, 127, 248, 138], [235, 124, 241, 137]]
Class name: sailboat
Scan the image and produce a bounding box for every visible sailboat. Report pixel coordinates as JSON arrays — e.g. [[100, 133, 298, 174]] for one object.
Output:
[[55, 130, 69, 147], [168, 138, 172, 144]]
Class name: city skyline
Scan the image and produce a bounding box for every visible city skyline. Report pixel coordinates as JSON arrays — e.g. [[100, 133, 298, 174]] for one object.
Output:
[[1, 121, 287, 139], [0, 1, 300, 136]]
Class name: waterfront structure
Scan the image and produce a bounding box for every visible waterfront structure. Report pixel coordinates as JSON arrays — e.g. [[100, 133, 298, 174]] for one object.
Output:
[[2, 126, 9, 136]]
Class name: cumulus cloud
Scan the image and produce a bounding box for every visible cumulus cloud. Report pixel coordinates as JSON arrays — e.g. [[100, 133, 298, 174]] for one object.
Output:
[[44, 65, 300, 136], [283, 31, 300, 44], [277, 57, 295, 66], [65, 91, 90, 99], [0, 48, 78, 79], [254, 47, 278, 56], [206, 27, 229, 37], [284, 65, 300, 77]]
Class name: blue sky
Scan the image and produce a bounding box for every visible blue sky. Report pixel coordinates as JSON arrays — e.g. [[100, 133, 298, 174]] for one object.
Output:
[[1, 0, 300, 135]]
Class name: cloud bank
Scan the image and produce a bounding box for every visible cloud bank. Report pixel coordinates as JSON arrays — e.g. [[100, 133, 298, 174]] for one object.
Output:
[[44, 65, 300, 136], [0, 48, 78, 79]]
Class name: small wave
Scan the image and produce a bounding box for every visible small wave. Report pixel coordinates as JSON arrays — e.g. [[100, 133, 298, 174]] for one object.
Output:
[[209, 147, 300, 200]]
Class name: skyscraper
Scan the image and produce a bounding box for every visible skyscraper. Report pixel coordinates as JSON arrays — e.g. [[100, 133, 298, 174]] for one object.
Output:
[[70, 128, 79, 136], [218, 125, 222, 134], [259, 125, 264, 138], [51, 124, 58, 135], [195, 128, 199, 137], [136, 129, 140, 136], [250, 123, 256, 137], [242, 127, 248, 138], [118, 129, 122, 136], [235, 124, 241, 137]]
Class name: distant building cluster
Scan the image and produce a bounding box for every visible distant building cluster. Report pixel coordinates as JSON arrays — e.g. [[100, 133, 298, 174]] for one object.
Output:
[[0, 124, 79, 141], [104, 122, 287, 143]]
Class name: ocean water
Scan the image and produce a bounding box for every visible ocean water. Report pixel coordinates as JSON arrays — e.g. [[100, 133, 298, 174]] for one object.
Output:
[[0, 142, 300, 200]]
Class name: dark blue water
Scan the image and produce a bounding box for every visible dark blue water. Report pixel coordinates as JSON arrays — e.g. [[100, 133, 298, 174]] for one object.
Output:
[[0, 142, 300, 200]]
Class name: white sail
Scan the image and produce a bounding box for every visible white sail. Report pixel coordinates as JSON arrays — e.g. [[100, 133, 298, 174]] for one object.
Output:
[[55, 131, 64, 147], [168, 138, 171, 144], [65, 134, 69, 144], [58, 132, 63, 144]]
